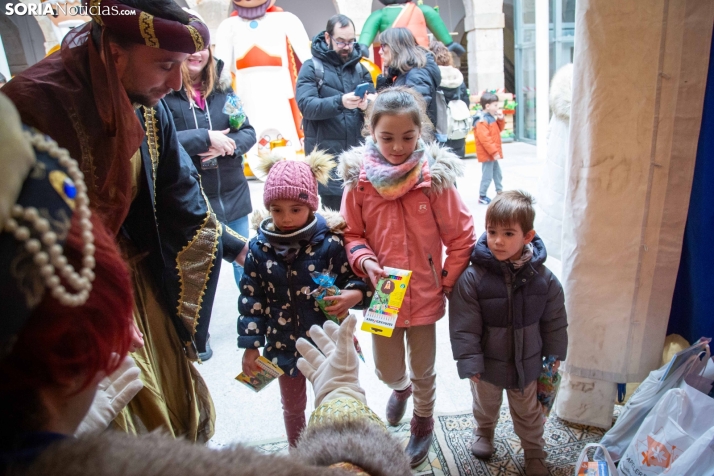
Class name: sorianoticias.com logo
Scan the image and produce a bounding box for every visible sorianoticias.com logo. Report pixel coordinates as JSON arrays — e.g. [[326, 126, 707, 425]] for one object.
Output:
[[4, 2, 131, 16]]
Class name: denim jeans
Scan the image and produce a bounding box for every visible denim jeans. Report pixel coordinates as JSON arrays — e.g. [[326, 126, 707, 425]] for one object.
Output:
[[225, 215, 249, 287], [480, 160, 503, 197]]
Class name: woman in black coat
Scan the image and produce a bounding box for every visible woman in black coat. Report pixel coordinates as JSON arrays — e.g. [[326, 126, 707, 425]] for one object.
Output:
[[375, 27, 441, 128], [165, 48, 257, 289]]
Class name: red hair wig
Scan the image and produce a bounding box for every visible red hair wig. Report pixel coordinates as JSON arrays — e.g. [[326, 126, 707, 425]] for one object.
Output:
[[0, 213, 134, 393]]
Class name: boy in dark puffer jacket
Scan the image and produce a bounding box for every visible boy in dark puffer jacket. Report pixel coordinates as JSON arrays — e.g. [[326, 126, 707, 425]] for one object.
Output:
[[448, 190, 568, 476], [238, 151, 367, 447]]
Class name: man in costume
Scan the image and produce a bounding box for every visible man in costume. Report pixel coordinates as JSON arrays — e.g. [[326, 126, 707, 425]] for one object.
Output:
[[0, 93, 409, 474], [214, 0, 311, 155], [2, 0, 247, 443], [358, 0, 465, 62]]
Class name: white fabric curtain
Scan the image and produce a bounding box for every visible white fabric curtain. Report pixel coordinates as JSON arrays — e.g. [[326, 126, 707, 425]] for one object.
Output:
[[555, 0, 714, 428]]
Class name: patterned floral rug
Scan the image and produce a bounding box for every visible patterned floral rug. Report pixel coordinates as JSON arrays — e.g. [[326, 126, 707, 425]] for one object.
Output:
[[249, 405, 621, 476]]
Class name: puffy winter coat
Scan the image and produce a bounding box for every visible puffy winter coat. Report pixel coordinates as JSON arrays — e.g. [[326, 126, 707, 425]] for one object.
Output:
[[296, 33, 373, 197], [238, 211, 367, 375], [475, 112, 505, 163], [376, 52, 441, 126], [438, 65, 469, 157], [165, 59, 256, 223], [339, 143, 475, 327], [449, 233, 568, 390]]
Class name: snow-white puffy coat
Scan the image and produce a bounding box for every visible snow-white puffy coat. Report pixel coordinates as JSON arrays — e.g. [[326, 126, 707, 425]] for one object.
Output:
[[534, 63, 572, 260]]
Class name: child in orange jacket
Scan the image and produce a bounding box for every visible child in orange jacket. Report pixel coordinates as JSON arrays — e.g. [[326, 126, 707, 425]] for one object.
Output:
[[475, 92, 505, 205]]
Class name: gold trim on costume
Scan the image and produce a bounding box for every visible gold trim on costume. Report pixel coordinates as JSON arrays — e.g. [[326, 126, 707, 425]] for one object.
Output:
[[139, 12, 159, 48], [329, 462, 370, 475], [89, 0, 104, 25], [186, 25, 205, 52], [175, 211, 220, 336], [309, 397, 386, 429], [142, 107, 160, 207], [67, 106, 97, 199], [224, 225, 248, 244], [48, 170, 76, 210]]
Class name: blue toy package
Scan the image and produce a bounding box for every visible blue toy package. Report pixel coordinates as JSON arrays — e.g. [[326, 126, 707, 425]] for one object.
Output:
[[309, 270, 365, 363], [223, 93, 246, 130], [310, 270, 341, 322]]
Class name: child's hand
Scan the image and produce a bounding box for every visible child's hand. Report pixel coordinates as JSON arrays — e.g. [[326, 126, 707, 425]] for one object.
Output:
[[469, 374, 481, 384], [242, 348, 260, 376], [362, 258, 388, 289], [553, 360, 561, 372], [495, 110, 504, 120], [323, 289, 363, 318]]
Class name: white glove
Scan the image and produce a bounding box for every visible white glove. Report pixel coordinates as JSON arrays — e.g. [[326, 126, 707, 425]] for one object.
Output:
[[75, 354, 143, 436], [296, 314, 366, 407]]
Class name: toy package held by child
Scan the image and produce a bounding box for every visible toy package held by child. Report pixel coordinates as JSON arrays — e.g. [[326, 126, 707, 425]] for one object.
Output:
[[310, 270, 342, 322], [235, 356, 284, 392], [361, 267, 412, 338], [537, 356, 561, 420], [309, 270, 366, 362]]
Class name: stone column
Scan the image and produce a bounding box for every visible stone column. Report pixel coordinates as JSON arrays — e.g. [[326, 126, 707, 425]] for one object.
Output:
[[331, 0, 372, 35], [463, 0, 505, 93]]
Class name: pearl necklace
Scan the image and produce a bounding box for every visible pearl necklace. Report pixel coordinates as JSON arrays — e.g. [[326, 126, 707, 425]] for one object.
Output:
[[2, 131, 96, 307]]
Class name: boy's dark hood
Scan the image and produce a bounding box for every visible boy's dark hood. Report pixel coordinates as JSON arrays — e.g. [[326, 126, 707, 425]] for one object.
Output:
[[471, 231, 547, 272]]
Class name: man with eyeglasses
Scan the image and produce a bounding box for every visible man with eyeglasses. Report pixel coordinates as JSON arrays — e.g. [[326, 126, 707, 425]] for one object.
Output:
[[296, 14, 375, 211]]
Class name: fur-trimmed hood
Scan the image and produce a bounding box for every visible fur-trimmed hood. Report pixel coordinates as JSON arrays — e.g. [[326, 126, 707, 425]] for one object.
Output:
[[338, 142, 464, 194], [213, 59, 233, 94], [549, 63, 572, 122], [250, 208, 346, 233], [19, 420, 411, 475], [438, 65, 464, 89]]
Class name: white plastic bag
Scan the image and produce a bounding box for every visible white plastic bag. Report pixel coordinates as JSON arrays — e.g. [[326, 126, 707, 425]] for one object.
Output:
[[600, 342, 709, 461], [617, 379, 714, 475], [575, 443, 617, 475]]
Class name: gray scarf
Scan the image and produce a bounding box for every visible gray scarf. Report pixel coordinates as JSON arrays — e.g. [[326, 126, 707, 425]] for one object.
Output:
[[510, 243, 534, 269], [260, 216, 318, 264]]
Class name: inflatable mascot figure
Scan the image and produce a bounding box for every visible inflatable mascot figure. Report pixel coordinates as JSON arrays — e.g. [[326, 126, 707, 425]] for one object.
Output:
[[359, 0, 465, 59], [215, 0, 311, 156]]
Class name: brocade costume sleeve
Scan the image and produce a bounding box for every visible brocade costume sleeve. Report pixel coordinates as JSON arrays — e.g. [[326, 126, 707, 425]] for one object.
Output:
[[122, 101, 245, 354]]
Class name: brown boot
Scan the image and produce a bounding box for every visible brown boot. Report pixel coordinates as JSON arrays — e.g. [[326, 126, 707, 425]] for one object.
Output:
[[386, 384, 412, 426], [470, 429, 495, 459], [524, 449, 549, 476], [405, 415, 433, 468]]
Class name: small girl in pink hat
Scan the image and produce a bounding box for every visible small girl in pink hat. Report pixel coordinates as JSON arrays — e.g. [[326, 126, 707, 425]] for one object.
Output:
[[238, 151, 367, 446]]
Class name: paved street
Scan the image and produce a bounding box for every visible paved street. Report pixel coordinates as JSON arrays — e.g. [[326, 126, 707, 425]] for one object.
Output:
[[198, 142, 558, 447]]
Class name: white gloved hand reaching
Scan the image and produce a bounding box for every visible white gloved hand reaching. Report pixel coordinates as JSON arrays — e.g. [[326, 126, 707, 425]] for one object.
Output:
[[75, 354, 143, 436], [296, 314, 366, 407]]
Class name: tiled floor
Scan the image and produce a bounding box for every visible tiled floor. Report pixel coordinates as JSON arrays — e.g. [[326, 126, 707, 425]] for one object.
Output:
[[198, 142, 560, 447]]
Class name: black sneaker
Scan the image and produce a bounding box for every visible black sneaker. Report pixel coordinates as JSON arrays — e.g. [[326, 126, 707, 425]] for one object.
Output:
[[478, 196, 491, 205], [199, 338, 213, 361]]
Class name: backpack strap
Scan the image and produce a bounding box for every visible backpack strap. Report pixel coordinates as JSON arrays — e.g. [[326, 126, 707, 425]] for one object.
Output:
[[312, 57, 325, 93]]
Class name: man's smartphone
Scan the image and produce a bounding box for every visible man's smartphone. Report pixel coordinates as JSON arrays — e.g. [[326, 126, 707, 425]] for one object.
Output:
[[354, 82, 371, 99]]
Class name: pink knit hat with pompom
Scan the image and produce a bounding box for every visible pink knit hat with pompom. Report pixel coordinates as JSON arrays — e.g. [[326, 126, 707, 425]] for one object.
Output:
[[263, 160, 320, 211]]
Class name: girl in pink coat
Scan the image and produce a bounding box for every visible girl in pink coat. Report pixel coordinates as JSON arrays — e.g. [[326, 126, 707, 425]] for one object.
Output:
[[338, 86, 475, 468]]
